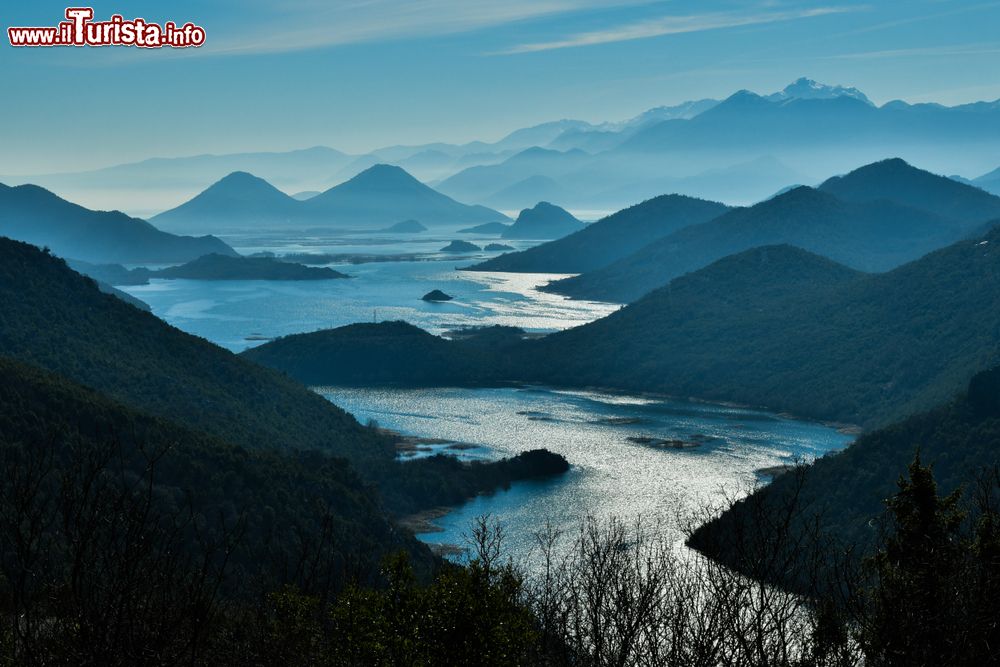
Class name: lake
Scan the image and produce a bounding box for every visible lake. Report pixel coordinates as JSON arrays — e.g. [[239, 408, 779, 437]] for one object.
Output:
[[122, 230, 853, 566], [125, 229, 618, 352], [318, 385, 851, 565]]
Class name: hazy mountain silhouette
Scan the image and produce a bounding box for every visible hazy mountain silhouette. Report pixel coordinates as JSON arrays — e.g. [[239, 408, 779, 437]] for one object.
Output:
[[818, 158, 1000, 223], [302, 164, 506, 227], [973, 165, 1000, 197], [153, 165, 506, 233], [468, 194, 728, 273], [547, 160, 1000, 302], [500, 202, 584, 240], [619, 87, 1000, 154], [151, 171, 300, 231], [0, 182, 235, 264], [436, 148, 591, 205], [2, 146, 354, 215], [484, 175, 570, 208], [14, 80, 1000, 216]]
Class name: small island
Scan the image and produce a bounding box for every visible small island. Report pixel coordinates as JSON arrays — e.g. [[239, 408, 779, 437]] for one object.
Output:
[[485, 243, 515, 251], [440, 240, 481, 253], [380, 219, 427, 233], [422, 289, 453, 302], [155, 254, 350, 281]]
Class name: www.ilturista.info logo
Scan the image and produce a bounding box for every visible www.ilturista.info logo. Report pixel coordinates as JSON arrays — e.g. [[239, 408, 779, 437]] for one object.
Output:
[[8, 7, 206, 48]]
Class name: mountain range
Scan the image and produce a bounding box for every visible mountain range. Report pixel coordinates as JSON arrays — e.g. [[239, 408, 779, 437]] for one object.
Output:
[[468, 194, 728, 274], [0, 182, 235, 264], [545, 159, 1000, 303], [151, 164, 507, 233], [11, 79, 1000, 216]]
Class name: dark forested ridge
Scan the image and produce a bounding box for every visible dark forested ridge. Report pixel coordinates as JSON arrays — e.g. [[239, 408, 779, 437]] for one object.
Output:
[[818, 157, 1000, 222], [546, 159, 1000, 303], [689, 364, 1000, 576], [0, 237, 386, 464], [0, 356, 427, 584], [242, 320, 509, 387], [466, 194, 728, 274], [248, 231, 1000, 428], [0, 182, 236, 264], [524, 233, 1000, 426]]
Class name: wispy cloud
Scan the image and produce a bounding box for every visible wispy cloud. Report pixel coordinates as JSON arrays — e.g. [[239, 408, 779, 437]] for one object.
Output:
[[204, 0, 637, 56], [828, 43, 1000, 60], [495, 6, 860, 55]]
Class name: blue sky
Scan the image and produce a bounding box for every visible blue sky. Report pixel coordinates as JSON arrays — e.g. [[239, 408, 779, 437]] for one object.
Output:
[[2, 0, 998, 173]]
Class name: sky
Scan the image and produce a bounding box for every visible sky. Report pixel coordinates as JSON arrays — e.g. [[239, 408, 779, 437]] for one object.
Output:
[[1, 0, 999, 174]]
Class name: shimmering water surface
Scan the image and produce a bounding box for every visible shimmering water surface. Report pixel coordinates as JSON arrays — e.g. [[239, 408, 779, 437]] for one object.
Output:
[[318, 385, 852, 562], [123, 231, 852, 564], [124, 231, 618, 352]]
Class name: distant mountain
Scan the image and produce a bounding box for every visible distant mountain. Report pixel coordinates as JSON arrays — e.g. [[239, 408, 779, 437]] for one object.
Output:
[[490, 119, 595, 152], [818, 158, 1000, 223], [618, 87, 1000, 156], [546, 160, 999, 302], [500, 202, 584, 240], [291, 190, 321, 200], [303, 164, 507, 228], [247, 230, 1000, 428], [155, 254, 349, 281], [14, 79, 1000, 217], [974, 166, 1000, 197], [151, 171, 300, 232], [437, 148, 592, 205], [765, 77, 873, 105], [484, 175, 570, 209], [66, 259, 150, 285], [0, 182, 236, 264], [2, 146, 355, 215], [548, 99, 718, 152], [153, 165, 506, 233], [468, 194, 728, 274], [94, 280, 150, 311]]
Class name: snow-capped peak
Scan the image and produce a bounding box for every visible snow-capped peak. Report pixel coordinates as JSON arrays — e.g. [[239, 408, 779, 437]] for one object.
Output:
[[767, 77, 873, 106]]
